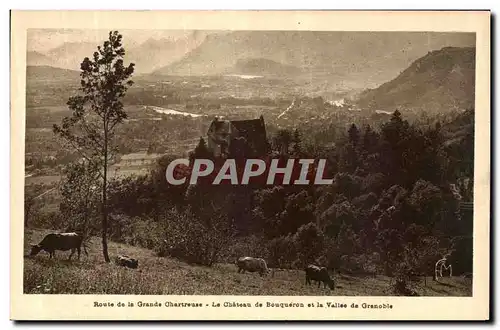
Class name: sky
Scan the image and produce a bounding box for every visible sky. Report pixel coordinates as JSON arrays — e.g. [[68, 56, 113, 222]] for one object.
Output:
[[27, 29, 206, 53]]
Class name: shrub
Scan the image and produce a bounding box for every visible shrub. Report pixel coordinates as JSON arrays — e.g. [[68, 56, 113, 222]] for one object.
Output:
[[29, 210, 63, 231], [389, 234, 442, 295], [225, 235, 269, 264], [159, 207, 235, 267], [293, 222, 324, 268], [337, 253, 381, 276], [109, 215, 164, 250], [267, 235, 296, 268]]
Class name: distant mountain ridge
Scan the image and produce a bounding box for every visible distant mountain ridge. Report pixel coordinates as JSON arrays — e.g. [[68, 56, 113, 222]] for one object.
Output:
[[153, 31, 475, 87], [26, 32, 207, 74], [39, 42, 99, 71], [125, 33, 207, 73], [355, 46, 475, 114]]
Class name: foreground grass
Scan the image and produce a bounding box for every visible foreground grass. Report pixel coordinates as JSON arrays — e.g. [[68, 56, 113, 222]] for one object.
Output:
[[23, 228, 472, 296]]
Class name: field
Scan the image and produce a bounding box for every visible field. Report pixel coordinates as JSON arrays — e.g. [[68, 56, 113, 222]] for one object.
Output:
[[23, 229, 473, 296]]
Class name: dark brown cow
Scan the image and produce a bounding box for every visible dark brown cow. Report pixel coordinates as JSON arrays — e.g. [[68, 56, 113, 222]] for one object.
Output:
[[29, 232, 88, 260], [305, 264, 335, 290]]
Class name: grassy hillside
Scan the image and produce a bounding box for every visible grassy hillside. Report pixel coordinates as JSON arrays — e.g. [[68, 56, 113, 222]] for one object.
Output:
[[24, 228, 472, 296]]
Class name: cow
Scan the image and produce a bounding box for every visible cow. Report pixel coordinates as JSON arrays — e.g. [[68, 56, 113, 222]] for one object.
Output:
[[29, 232, 88, 260], [115, 255, 139, 269], [236, 257, 270, 276], [305, 264, 335, 290]]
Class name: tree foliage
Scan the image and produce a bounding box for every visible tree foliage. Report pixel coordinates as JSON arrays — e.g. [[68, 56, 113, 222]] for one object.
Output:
[[59, 160, 100, 238], [53, 31, 135, 262]]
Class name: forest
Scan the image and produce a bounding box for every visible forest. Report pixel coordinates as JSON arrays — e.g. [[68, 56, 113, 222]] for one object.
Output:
[[28, 106, 474, 295], [24, 31, 475, 296]]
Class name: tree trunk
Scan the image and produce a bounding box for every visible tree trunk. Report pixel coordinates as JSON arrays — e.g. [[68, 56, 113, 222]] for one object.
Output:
[[102, 122, 110, 263]]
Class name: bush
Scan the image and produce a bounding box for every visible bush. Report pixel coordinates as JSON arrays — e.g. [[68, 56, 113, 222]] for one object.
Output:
[[29, 210, 63, 231], [337, 253, 381, 276], [267, 235, 296, 268], [388, 234, 443, 295], [159, 208, 235, 267], [109, 215, 164, 250], [293, 222, 324, 268]]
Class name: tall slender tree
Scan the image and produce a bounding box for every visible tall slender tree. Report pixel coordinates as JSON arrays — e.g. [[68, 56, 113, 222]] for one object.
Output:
[[53, 31, 135, 262]]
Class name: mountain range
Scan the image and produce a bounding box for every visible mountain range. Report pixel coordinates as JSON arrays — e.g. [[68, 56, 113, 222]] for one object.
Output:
[[26, 32, 476, 115], [28, 31, 474, 87], [27, 31, 207, 74], [152, 31, 475, 88]]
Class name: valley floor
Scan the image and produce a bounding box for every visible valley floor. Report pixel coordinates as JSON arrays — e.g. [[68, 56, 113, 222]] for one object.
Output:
[[23, 229, 472, 296]]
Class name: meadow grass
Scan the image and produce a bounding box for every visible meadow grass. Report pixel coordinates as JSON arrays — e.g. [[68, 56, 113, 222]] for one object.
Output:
[[23, 228, 473, 296]]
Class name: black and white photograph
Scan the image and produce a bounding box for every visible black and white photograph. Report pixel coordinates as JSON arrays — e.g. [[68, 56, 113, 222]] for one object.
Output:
[[10, 10, 491, 321]]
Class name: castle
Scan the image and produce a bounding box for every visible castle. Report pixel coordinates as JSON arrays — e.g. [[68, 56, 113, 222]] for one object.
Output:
[[206, 115, 268, 158]]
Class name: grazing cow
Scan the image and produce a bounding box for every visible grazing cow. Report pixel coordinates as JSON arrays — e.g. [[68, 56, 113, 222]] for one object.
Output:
[[29, 232, 88, 260], [305, 264, 335, 290], [236, 256, 270, 276], [115, 255, 139, 269]]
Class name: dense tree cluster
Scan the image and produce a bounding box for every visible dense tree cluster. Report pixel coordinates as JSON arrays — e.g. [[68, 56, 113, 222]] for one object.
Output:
[[31, 104, 472, 296], [52, 108, 471, 295], [30, 31, 474, 295]]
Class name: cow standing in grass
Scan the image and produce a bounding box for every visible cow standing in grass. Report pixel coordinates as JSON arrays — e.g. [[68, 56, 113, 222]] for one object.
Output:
[[29, 232, 88, 260], [305, 264, 335, 290], [236, 257, 270, 276]]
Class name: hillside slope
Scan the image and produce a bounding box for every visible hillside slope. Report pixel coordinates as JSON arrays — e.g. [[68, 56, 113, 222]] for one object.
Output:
[[26, 66, 80, 82], [24, 228, 472, 296], [355, 47, 476, 113], [27, 51, 57, 67]]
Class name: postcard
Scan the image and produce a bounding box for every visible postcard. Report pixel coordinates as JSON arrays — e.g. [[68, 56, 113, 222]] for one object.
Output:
[[10, 10, 490, 321]]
